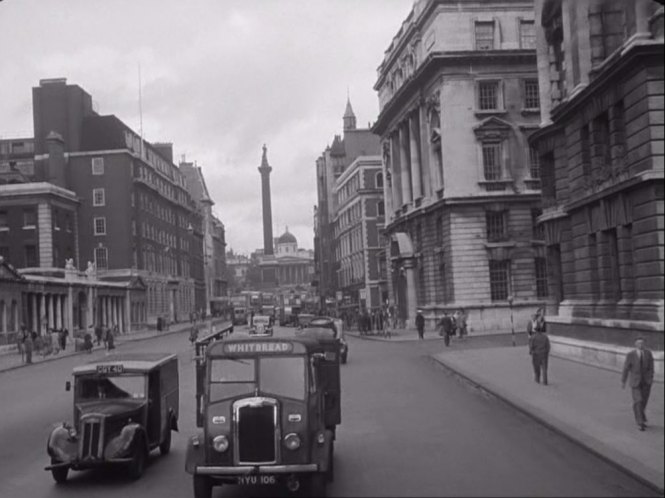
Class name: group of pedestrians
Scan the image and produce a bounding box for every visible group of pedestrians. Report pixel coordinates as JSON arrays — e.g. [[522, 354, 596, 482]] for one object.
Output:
[[524, 308, 655, 432], [430, 309, 468, 344], [16, 325, 70, 364]]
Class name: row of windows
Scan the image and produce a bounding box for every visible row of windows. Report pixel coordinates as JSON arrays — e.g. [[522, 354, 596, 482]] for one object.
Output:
[[337, 173, 360, 205], [474, 19, 536, 51], [337, 253, 365, 288], [137, 164, 190, 207], [480, 143, 540, 182], [489, 258, 548, 301], [0, 209, 73, 232], [336, 225, 363, 260], [335, 202, 362, 235], [476, 79, 539, 112], [485, 209, 544, 243], [138, 191, 180, 226], [140, 222, 179, 249]]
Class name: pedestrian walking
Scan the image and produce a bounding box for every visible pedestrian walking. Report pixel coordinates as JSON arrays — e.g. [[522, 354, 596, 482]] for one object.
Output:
[[535, 308, 546, 333], [105, 327, 115, 351], [17, 327, 26, 363], [189, 326, 199, 345], [415, 310, 425, 340], [621, 337, 654, 431], [455, 308, 468, 340], [439, 311, 454, 347], [83, 333, 93, 353], [24, 331, 33, 364], [59, 328, 69, 351], [529, 326, 550, 385], [94, 324, 103, 346]]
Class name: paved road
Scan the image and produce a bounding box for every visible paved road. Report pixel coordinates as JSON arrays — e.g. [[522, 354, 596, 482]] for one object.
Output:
[[0, 325, 657, 497]]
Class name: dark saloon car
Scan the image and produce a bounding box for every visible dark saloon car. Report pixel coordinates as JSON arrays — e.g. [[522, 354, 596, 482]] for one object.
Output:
[[45, 353, 179, 483]]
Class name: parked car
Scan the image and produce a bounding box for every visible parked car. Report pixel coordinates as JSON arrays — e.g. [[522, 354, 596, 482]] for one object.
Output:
[[249, 315, 273, 337], [45, 353, 179, 483]]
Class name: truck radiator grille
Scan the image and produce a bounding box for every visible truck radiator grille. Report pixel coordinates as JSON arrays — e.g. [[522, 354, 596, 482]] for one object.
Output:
[[237, 405, 275, 463]]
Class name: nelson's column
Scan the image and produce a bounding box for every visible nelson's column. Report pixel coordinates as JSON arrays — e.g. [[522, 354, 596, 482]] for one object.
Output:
[[258, 144, 277, 287]]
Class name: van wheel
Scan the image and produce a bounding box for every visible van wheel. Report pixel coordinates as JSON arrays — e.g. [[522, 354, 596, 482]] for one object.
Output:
[[308, 473, 327, 497], [50, 458, 69, 484], [193, 475, 213, 498], [159, 425, 172, 455], [128, 443, 147, 480]]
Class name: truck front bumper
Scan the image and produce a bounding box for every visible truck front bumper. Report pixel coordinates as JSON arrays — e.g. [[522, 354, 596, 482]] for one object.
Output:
[[195, 463, 318, 475]]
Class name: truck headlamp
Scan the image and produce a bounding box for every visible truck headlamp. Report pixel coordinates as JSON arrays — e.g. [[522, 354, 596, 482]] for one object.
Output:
[[212, 435, 229, 453], [284, 433, 301, 451]]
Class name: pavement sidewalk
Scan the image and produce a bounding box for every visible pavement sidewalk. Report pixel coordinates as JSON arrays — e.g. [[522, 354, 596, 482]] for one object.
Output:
[[0, 318, 229, 374], [431, 346, 665, 492], [347, 327, 446, 342]]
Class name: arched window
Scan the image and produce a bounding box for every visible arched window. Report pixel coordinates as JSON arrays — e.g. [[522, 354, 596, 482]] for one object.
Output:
[[376, 172, 384, 189]]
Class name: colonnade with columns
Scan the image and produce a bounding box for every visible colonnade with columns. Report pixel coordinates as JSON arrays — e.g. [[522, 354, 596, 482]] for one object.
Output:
[[384, 94, 443, 217], [24, 291, 71, 334], [95, 294, 126, 332], [277, 264, 310, 286]]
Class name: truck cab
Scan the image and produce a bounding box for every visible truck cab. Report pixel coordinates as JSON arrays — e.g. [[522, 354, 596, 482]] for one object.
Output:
[[185, 333, 341, 497], [45, 353, 179, 483]]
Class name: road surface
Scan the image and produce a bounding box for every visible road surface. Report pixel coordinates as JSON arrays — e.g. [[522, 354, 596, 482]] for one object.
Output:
[[0, 325, 657, 497]]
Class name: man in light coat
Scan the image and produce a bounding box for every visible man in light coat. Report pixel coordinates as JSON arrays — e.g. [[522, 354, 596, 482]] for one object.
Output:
[[621, 337, 654, 431]]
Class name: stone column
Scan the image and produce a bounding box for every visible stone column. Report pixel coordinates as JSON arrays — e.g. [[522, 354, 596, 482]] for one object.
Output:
[[418, 105, 432, 198], [30, 294, 37, 332], [66, 287, 74, 332], [399, 123, 412, 205], [87, 289, 94, 329], [390, 133, 403, 209], [409, 112, 423, 200], [403, 259, 418, 329], [125, 290, 131, 333], [40, 293, 47, 335]]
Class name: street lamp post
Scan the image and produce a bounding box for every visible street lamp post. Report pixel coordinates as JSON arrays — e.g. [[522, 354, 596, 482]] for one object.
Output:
[[508, 295, 515, 347]]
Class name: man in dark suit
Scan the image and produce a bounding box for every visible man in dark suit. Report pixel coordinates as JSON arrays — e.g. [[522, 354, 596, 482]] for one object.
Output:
[[529, 327, 550, 385], [621, 337, 654, 431]]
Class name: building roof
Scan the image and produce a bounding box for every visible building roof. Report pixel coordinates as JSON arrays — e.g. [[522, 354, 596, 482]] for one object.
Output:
[[277, 229, 297, 245], [179, 161, 213, 206], [343, 97, 356, 119]]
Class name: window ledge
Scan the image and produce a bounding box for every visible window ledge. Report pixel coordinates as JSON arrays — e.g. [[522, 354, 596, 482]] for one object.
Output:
[[530, 239, 546, 246], [520, 108, 541, 115], [485, 241, 515, 248], [22, 225, 36, 230], [474, 109, 507, 117], [0, 227, 9, 232]]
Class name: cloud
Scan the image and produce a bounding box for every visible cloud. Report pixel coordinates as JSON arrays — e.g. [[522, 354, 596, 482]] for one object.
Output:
[[0, 0, 413, 253]]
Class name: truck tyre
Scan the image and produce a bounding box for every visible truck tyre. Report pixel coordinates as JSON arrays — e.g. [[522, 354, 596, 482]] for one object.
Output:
[[159, 425, 172, 455], [50, 458, 68, 484], [128, 442, 147, 480], [326, 441, 335, 482], [193, 475, 213, 498], [308, 473, 327, 498]]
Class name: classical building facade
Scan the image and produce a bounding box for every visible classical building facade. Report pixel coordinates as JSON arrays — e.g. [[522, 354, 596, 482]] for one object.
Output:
[[373, 0, 545, 330], [529, 0, 664, 373], [314, 99, 381, 309], [333, 156, 387, 312]]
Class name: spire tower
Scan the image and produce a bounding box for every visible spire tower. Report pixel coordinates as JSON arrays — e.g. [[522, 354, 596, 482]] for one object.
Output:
[[258, 144, 274, 256]]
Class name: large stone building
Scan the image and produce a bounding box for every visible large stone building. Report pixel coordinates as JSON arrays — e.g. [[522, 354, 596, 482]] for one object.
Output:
[[314, 99, 381, 310], [333, 155, 387, 312], [529, 0, 664, 374], [373, 0, 545, 330], [0, 78, 210, 329]]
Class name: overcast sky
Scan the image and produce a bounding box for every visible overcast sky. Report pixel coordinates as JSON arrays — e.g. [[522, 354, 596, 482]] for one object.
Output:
[[0, 0, 412, 254]]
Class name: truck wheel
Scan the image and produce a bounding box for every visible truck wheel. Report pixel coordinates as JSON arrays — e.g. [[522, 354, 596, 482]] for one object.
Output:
[[308, 473, 327, 498], [128, 443, 147, 480], [50, 458, 69, 484], [193, 475, 213, 498], [159, 425, 172, 455], [326, 441, 335, 482]]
